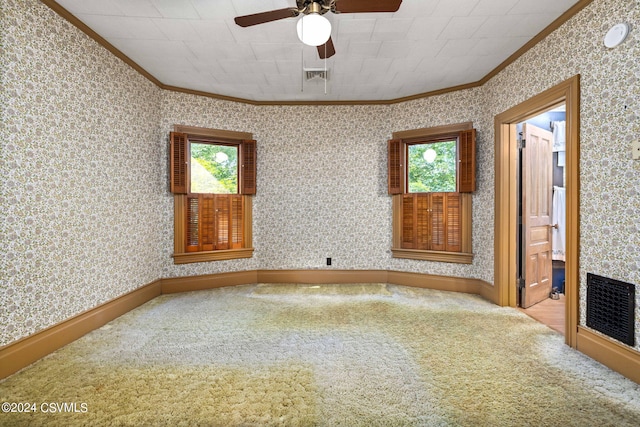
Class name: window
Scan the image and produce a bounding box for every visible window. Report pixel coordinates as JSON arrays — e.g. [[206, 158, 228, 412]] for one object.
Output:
[[170, 125, 256, 264], [190, 142, 238, 194], [388, 122, 476, 263], [408, 139, 457, 192]]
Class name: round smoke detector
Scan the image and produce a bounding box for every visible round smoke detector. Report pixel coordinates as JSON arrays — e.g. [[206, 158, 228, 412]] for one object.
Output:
[[604, 23, 629, 48]]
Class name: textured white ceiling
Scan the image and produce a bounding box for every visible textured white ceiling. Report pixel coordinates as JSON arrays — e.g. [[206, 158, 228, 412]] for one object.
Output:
[[54, 0, 580, 102]]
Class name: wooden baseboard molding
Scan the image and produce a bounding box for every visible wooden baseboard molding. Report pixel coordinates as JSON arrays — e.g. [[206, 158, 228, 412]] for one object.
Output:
[[387, 270, 497, 303], [286, 270, 495, 301], [0, 280, 161, 380], [160, 269, 390, 294], [257, 269, 388, 284], [576, 326, 640, 384], [161, 270, 258, 294], [160, 270, 495, 300], [478, 280, 500, 304]]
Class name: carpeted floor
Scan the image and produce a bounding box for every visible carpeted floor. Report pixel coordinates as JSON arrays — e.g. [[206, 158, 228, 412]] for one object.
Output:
[[1, 284, 639, 426]]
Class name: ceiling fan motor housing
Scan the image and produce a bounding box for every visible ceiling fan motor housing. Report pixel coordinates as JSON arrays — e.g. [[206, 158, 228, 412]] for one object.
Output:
[[298, 0, 333, 15]]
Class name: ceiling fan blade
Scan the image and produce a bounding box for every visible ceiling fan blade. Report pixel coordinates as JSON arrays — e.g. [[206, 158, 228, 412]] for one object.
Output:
[[234, 8, 299, 27], [335, 0, 402, 13], [317, 37, 336, 59]]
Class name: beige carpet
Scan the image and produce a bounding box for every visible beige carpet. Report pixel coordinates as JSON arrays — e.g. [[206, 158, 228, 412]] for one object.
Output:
[[1, 284, 639, 426]]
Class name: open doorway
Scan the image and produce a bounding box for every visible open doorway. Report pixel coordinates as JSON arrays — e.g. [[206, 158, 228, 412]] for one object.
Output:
[[515, 105, 567, 334], [494, 75, 579, 348]]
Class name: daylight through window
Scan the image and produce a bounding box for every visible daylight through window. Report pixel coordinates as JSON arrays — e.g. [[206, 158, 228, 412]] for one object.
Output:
[[408, 140, 457, 193], [190, 142, 238, 194]]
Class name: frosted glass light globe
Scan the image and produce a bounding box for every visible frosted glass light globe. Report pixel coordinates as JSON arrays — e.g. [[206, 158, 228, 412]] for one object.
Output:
[[296, 13, 331, 47], [215, 152, 228, 163], [423, 148, 437, 163]]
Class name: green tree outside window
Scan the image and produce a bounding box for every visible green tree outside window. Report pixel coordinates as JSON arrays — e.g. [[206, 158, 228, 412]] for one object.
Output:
[[408, 141, 456, 192], [190, 143, 238, 194]]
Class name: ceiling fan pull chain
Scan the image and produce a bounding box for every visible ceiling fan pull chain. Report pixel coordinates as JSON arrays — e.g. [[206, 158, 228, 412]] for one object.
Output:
[[324, 43, 327, 95]]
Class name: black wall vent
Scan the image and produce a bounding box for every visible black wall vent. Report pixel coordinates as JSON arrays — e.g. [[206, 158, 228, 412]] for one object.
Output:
[[586, 273, 635, 346]]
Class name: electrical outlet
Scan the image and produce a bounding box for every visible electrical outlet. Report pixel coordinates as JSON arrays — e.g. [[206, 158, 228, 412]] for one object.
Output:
[[632, 140, 640, 160], [326, 258, 332, 266]]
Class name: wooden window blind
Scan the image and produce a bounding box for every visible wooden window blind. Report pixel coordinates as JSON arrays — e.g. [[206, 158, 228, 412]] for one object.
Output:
[[458, 129, 476, 193], [186, 196, 200, 250], [402, 194, 415, 248], [170, 132, 188, 194], [400, 193, 462, 252], [231, 196, 244, 247], [216, 195, 230, 249], [388, 139, 404, 195], [431, 193, 445, 251], [185, 194, 244, 252], [240, 139, 257, 195], [416, 193, 430, 250], [446, 193, 462, 252]]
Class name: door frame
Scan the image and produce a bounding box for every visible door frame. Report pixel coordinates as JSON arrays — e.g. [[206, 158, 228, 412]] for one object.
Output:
[[494, 75, 579, 347]]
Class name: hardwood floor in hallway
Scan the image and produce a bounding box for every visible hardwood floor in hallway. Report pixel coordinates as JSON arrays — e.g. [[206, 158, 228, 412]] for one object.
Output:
[[519, 294, 565, 335]]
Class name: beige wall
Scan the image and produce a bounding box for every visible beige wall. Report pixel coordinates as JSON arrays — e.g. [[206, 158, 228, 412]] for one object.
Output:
[[2, 0, 639, 351]]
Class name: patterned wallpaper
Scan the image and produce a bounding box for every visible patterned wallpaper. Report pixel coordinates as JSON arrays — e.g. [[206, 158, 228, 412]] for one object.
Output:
[[481, 0, 640, 341], [161, 99, 395, 278], [160, 91, 494, 282], [2, 0, 639, 351], [1, 0, 164, 346], [387, 88, 494, 283], [159, 96, 261, 278]]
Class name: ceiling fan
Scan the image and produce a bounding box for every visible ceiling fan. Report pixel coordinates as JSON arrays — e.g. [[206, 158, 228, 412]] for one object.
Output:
[[234, 0, 403, 59]]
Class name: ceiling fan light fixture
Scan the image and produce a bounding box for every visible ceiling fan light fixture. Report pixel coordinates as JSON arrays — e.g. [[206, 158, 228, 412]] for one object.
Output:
[[296, 13, 331, 47], [423, 148, 437, 163]]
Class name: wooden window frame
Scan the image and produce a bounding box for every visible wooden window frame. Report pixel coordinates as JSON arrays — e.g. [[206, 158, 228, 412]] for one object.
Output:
[[389, 122, 475, 264], [170, 125, 255, 264]]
